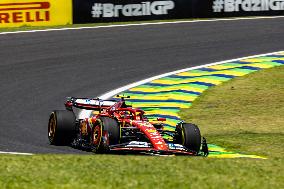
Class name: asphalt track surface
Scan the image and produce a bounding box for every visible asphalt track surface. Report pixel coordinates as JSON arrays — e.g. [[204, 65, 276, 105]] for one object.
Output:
[[0, 18, 284, 154]]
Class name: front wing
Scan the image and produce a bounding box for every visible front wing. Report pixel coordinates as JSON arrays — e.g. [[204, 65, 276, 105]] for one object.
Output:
[[108, 141, 209, 156]]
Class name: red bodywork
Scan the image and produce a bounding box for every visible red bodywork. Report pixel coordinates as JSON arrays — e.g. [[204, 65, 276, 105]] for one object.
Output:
[[66, 98, 197, 156]]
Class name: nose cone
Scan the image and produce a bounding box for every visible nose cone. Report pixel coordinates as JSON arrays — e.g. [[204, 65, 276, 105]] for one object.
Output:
[[156, 144, 169, 151], [141, 124, 169, 151]]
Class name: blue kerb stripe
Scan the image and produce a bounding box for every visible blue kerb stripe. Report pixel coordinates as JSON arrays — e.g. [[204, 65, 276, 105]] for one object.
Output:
[[273, 60, 284, 64], [168, 74, 235, 79], [211, 74, 235, 78], [127, 99, 192, 103], [145, 83, 172, 87], [191, 81, 215, 86], [197, 67, 217, 72], [167, 75, 197, 79], [124, 90, 201, 95], [146, 114, 180, 120], [265, 55, 284, 58], [231, 61, 253, 64], [239, 66, 262, 70]]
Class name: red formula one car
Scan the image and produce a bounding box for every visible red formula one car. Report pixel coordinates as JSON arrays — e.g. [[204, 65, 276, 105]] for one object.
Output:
[[48, 96, 208, 156]]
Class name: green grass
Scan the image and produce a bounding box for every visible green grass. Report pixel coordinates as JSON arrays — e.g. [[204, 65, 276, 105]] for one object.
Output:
[[0, 154, 283, 189], [179, 66, 284, 158], [0, 66, 283, 189]]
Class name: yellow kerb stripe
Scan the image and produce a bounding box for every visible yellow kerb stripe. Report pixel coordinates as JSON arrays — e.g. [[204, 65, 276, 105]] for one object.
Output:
[[151, 78, 223, 85], [129, 86, 206, 93], [131, 102, 191, 108], [129, 95, 198, 101]]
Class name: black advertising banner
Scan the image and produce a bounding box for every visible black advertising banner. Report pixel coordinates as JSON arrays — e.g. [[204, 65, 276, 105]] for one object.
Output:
[[73, 0, 284, 23], [192, 0, 284, 18], [73, 0, 192, 24]]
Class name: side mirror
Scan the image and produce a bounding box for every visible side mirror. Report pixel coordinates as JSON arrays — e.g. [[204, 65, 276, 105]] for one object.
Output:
[[157, 118, 166, 121], [64, 101, 73, 111]]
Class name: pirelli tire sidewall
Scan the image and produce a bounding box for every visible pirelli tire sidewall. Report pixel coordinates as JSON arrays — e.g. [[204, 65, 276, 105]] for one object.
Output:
[[48, 110, 76, 145], [175, 123, 201, 154], [100, 117, 120, 145]]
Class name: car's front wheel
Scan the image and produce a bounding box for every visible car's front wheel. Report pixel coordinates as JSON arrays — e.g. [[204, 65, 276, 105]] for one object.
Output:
[[90, 117, 120, 153], [175, 123, 201, 154]]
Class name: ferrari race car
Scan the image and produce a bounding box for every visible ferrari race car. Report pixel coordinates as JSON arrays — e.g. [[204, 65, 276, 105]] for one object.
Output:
[[48, 96, 208, 156]]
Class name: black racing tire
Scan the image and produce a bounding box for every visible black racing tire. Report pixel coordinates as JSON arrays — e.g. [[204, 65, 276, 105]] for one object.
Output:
[[100, 117, 120, 145], [91, 116, 120, 153], [175, 123, 201, 153], [48, 110, 76, 145]]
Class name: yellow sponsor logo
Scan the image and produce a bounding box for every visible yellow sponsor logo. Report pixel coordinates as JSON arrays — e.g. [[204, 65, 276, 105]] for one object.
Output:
[[146, 129, 156, 133], [0, 0, 72, 27]]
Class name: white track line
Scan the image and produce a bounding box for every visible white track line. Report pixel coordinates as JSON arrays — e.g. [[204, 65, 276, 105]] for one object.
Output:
[[1, 16, 284, 35], [0, 151, 33, 155], [99, 50, 284, 99]]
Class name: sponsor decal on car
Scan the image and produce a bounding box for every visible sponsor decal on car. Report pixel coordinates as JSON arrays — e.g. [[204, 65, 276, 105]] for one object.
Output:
[[141, 122, 153, 127], [168, 143, 185, 150], [145, 128, 157, 133], [126, 141, 150, 147]]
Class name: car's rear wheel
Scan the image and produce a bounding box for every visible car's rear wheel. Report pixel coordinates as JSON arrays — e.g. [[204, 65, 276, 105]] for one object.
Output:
[[175, 123, 201, 154], [90, 117, 120, 153], [48, 110, 76, 145]]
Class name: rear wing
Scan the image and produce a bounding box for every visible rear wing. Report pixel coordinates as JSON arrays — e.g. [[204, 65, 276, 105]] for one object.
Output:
[[65, 97, 117, 111]]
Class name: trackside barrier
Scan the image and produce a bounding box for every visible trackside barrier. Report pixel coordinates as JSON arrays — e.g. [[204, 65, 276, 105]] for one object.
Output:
[[1, 0, 284, 27], [73, 0, 191, 24], [192, 0, 284, 18], [0, 0, 72, 28], [73, 0, 284, 24]]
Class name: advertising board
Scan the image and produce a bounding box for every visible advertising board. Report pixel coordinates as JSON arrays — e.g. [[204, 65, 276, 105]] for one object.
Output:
[[73, 0, 192, 23], [0, 0, 72, 27], [192, 0, 284, 17]]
